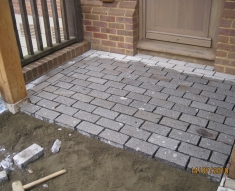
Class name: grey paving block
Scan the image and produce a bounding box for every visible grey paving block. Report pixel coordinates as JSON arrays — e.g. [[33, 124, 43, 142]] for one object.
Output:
[[129, 65, 149, 72], [21, 103, 41, 115], [74, 110, 100, 123], [134, 110, 161, 123], [166, 72, 187, 80], [187, 125, 218, 139], [61, 67, 77, 75], [87, 83, 109, 92], [157, 81, 178, 89], [147, 68, 167, 76], [161, 88, 185, 97], [154, 107, 181, 119], [46, 73, 64, 83], [187, 158, 222, 182], [199, 138, 232, 155], [126, 92, 151, 103], [43, 85, 58, 93], [183, 92, 208, 103], [120, 125, 151, 141], [208, 121, 235, 136], [76, 121, 104, 138], [116, 67, 134, 74], [59, 76, 75, 83], [113, 62, 131, 68], [210, 152, 228, 166], [145, 90, 169, 100], [170, 79, 193, 86], [119, 72, 139, 80], [216, 107, 235, 118], [72, 101, 97, 112], [69, 85, 92, 95], [167, 96, 191, 107], [99, 63, 117, 70], [70, 73, 89, 80], [108, 95, 133, 105], [172, 104, 198, 116], [13, 144, 44, 169], [216, 88, 235, 97], [217, 133, 234, 145], [37, 99, 59, 110], [225, 96, 235, 104], [71, 79, 91, 87], [148, 133, 180, 150], [177, 85, 202, 95], [102, 69, 121, 76], [150, 74, 172, 82], [208, 98, 234, 110], [87, 77, 107, 84], [99, 129, 129, 148], [208, 81, 231, 90], [90, 98, 115, 109], [132, 70, 152, 78], [193, 83, 216, 92], [54, 81, 74, 90], [55, 104, 78, 116], [37, 91, 58, 100], [86, 70, 105, 78], [194, 69, 215, 76], [160, 117, 189, 131], [125, 138, 158, 158], [140, 83, 163, 92], [123, 85, 146, 94], [106, 87, 128, 97], [130, 100, 156, 112], [88, 90, 110, 99], [29, 95, 42, 104], [178, 142, 210, 160], [46, 68, 63, 77], [54, 96, 77, 106], [169, 129, 200, 145], [93, 107, 119, 120], [111, 104, 137, 115], [53, 88, 75, 97], [180, 114, 208, 127], [197, 110, 225, 123], [141, 121, 171, 136], [73, 68, 89, 74], [201, 90, 225, 101], [96, 117, 123, 131], [155, 147, 189, 169], [116, 114, 144, 128], [71, 93, 94, 103], [0, 171, 8, 182], [138, 76, 159, 84], [186, 76, 208, 85], [102, 74, 123, 82], [225, 118, 235, 127], [190, 101, 217, 112], [86, 65, 104, 72], [35, 108, 60, 123], [55, 114, 81, 129], [186, 62, 206, 69], [105, 81, 126, 89], [31, 75, 50, 85]]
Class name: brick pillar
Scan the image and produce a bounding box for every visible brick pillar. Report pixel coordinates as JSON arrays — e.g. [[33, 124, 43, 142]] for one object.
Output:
[[214, 0, 235, 75], [81, 0, 138, 56]]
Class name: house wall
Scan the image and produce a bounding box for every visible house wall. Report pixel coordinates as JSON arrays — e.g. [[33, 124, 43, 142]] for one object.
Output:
[[214, 0, 235, 75], [81, 0, 138, 56]]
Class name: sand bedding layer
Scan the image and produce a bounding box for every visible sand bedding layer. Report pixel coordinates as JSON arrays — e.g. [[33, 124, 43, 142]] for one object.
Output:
[[0, 112, 218, 191]]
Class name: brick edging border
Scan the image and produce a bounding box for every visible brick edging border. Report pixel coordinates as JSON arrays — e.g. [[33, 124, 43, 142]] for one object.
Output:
[[22, 40, 91, 84]]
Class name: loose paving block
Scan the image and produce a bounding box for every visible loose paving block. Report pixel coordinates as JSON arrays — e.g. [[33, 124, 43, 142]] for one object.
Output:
[[96, 117, 123, 131], [107, 95, 133, 105], [155, 147, 189, 169], [148, 133, 180, 150], [208, 99, 234, 110], [183, 92, 208, 103], [217, 133, 235, 145], [225, 118, 235, 127], [35, 108, 60, 123], [197, 110, 225, 123], [37, 99, 59, 110], [125, 138, 158, 158], [154, 107, 181, 119], [210, 152, 228, 166], [180, 114, 208, 127], [130, 100, 156, 112], [112, 104, 137, 115], [55, 114, 81, 129], [160, 117, 189, 131], [13, 144, 44, 169], [74, 110, 100, 123], [21, 103, 41, 116], [126, 92, 151, 103], [0, 171, 8, 182], [134, 110, 161, 123], [141, 121, 171, 136], [178, 142, 210, 160], [199, 138, 232, 155], [169, 129, 200, 145], [208, 121, 235, 136], [88, 90, 110, 100], [187, 125, 218, 139], [172, 104, 198, 116], [106, 87, 128, 97], [116, 114, 144, 128], [99, 129, 129, 148], [145, 90, 169, 100], [71, 93, 94, 103], [167, 96, 191, 106], [37, 91, 58, 100], [76, 121, 104, 138], [120, 125, 151, 141], [51, 139, 61, 154], [54, 96, 77, 106]]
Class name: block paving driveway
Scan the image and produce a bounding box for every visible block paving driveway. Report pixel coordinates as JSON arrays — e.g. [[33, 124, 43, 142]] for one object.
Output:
[[21, 50, 235, 182]]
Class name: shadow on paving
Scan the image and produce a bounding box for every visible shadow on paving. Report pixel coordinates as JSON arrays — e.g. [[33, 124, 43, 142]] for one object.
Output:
[[0, 112, 218, 191]]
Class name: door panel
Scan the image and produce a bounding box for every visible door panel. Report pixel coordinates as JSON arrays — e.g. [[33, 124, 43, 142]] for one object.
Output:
[[146, 0, 212, 47]]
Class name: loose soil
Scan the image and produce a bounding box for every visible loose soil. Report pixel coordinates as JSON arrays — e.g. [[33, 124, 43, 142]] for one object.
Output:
[[0, 112, 218, 191]]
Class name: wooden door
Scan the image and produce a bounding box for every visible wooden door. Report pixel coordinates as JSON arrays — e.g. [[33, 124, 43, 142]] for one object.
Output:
[[146, 0, 212, 47]]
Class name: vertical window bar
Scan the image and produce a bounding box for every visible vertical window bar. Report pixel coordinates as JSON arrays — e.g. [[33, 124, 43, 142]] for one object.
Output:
[[51, 0, 61, 43], [61, 0, 69, 40]]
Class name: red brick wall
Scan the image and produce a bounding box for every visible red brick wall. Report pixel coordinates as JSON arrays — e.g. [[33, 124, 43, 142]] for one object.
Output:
[[81, 0, 138, 56], [215, 0, 235, 75]]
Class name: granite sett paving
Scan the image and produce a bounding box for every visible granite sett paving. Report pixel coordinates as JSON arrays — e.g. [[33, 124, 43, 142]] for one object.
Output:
[[21, 50, 235, 182]]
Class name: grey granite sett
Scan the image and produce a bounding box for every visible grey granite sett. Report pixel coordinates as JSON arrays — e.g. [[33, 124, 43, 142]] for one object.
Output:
[[29, 95, 42, 104], [43, 85, 58, 93], [70, 73, 89, 80], [172, 104, 198, 116], [154, 107, 181, 119], [87, 77, 107, 84], [53, 88, 75, 97], [225, 96, 235, 104], [21, 103, 41, 115], [200, 90, 226, 101], [54, 81, 74, 90], [37, 91, 58, 100], [217, 133, 235, 145], [160, 117, 189, 131], [216, 88, 235, 97], [150, 74, 172, 82], [177, 85, 202, 95], [197, 110, 225, 123], [88, 83, 109, 92], [105, 81, 126, 89], [126, 92, 151, 103], [123, 85, 146, 94], [106, 87, 128, 97], [112, 104, 137, 115], [55, 114, 81, 129], [149, 97, 174, 109], [183, 92, 208, 103], [210, 151, 228, 166], [37, 99, 59, 110], [55, 104, 78, 116], [179, 142, 210, 160], [102, 69, 121, 76], [169, 129, 200, 145], [158, 81, 179, 89], [88, 90, 110, 100], [138, 76, 159, 84], [208, 98, 234, 110], [155, 147, 189, 169], [145, 90, 169, 100], [74, 110, 100, 123], [216, 107, 235, 118], [76, 121, 103, 138], [93, 107, 119, 120], [130, 100, 156, 112], [90, 98, 115, 109], [125, 138, 158, 158], [118, 72, 139, 80], [161, 88, 185, 97], [71, 79, 91, 87], [121, 78, 142, 87], [191, 101, 217, 112], [120, 125, 151, 141], [96, 117, 123, 131], [107, 95, 133, 105], [46, 73, 64, 83], [71, 93, 94, 103], [59, 76, 75, 83], [186, 76, 208, 85], [140, 83, 163, 92], [86, 70, 105, 78], [86, 65, 104, 72], [148, 133, 180, 150], [187, 125, 218, 139], [69, 85, 91, 94], [35, 108, 60, 123], [102, 74, 123, 82], [208, 121, 235, 136], [54, 96, 76, 106], [134, 110, 161, 123], [141, 121, 171, 136], [180, 114, 208, 127], [99, 129, 129, 148], [116, 114, 144, 128], [167, 96, 191, 106], [72, 101, 97, 112], [225, 118, 235, 127]]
